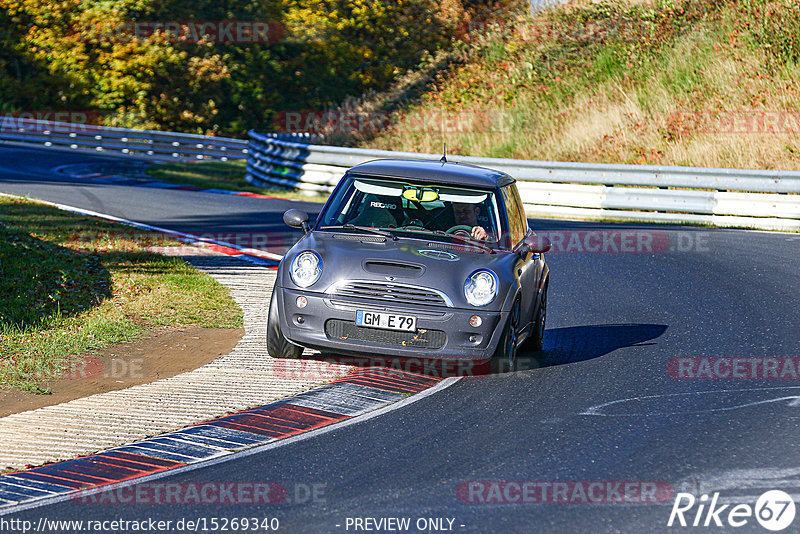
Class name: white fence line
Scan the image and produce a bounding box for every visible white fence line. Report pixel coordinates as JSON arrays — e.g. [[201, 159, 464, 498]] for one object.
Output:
[[245, 131, 800, 231]]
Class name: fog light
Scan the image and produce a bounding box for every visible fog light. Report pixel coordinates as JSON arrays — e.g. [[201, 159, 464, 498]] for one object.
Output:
[[469, 315, 482, 327], [469, 334, 479, 343], [296, 296, 308, 308], [296, 315, 305, 324]]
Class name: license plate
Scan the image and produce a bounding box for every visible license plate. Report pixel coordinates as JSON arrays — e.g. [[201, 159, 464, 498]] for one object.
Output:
[[355, 310, 417, 332]]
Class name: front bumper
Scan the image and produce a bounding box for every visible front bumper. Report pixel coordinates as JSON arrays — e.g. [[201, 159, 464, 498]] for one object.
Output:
[[277, 287, 509, 361]]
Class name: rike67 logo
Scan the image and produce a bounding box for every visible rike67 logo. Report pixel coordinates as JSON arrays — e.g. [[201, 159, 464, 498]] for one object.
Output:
[[668, 490, 796, 531]]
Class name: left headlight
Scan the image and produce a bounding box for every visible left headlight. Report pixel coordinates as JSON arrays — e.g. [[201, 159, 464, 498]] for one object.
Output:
[[464, 269, 499, 307], [290, 250, 322, 288]]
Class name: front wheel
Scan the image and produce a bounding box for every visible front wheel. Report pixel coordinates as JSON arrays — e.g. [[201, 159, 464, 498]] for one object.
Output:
[[524, 281, 548, 353], [266, 285, 303, 359], [492, 299, 520, 373]]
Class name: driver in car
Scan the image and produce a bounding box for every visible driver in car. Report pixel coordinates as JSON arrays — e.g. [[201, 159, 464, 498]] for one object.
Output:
[[452, 202, 489, 241]]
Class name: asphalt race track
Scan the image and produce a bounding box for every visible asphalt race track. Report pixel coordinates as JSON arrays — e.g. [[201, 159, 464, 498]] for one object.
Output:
[[2, 145, 799, 533], [0, 145, 317, 257]]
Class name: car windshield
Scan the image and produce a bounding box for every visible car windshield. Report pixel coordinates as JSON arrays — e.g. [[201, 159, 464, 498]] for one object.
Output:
[[317, 175, 505, 247]]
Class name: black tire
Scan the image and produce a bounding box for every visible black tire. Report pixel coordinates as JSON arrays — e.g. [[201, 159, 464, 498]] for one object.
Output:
[[266, 286, 303, 359], [492, 299, 520, 373], [524, 280, 548, 353]]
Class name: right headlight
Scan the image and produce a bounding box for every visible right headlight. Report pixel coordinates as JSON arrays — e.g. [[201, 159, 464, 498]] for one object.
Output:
[[464, 269, 499, 307], [290, 250, 322, 288]]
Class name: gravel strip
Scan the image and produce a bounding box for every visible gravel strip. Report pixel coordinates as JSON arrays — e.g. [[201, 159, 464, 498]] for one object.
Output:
[[0, 255, 353, 469]]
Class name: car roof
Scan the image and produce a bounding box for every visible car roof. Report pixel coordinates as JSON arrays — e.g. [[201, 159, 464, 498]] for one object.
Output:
[[347, 159, 515, 189]]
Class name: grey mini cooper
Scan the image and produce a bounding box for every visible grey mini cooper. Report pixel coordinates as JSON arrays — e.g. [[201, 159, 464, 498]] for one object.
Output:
[[267, 158, 551, 370]]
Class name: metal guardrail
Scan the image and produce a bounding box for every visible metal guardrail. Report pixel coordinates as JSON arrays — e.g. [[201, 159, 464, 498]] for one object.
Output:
[[0, 118, 249, 160], [0, 118, 312, 161], [245, 130, 800, 231], [1, 118, 797, 231]]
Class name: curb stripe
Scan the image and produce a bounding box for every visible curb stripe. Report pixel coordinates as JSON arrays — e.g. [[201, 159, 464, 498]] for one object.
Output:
[[237, 410, 315, 429], [344, 367, 440, 383], [340, 374, 434, 391], [207, 420, 283, 437], [258, 404, 347, 422], [330, 383, 412, 402], [334, 369, 440, 394], [0, 477, 71, 494], [3, 474, 86, 490], [0, 487, 46, 501], [97, 451, 184, 469], [0, 376, 459, 516], [0, 368, 444, 513], [86, 458, 157, 476], [132, 438, 223, 460], [343, 377, 431, 393], [110, 446, 204, 464], [8, 472, 90, 490], [171, 426, 266, 447], [20, 467, 110, 485], [212, 416, 301, 437], [222, 414, 307, 433], [41, 461, 139, 482], [0, 484, 55, 499], [90, 455, 169, 473]]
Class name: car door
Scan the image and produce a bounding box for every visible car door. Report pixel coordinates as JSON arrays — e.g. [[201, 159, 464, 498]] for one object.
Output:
[[501, 183, 539, 334]]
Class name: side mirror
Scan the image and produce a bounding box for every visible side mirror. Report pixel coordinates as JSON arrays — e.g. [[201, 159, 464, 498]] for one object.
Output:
[[283, 209, 310, 233], [522, 233, 551, 254]]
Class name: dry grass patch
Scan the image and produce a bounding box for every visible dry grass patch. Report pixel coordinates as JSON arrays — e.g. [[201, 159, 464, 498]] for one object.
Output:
[[362, 0, 800, 170]]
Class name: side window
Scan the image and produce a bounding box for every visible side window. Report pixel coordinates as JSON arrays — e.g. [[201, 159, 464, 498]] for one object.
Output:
[[510, 184, 530, 235], [501, 184, 527, 246]]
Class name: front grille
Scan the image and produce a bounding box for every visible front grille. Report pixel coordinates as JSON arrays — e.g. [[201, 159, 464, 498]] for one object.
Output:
[[325, 319, 446, 349], [328, 280, 450, 307]]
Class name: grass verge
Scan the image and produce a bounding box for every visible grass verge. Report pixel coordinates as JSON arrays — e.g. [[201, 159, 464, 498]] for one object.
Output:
[[0, 196, 243, 393], [362, 0, 800, 171], [146, 160, 329, 203]]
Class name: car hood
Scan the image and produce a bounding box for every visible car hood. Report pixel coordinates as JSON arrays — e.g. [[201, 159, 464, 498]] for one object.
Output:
[[279, 231, 516, 310]]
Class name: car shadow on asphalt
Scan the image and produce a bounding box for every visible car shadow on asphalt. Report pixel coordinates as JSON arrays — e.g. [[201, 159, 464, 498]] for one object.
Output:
[[515, 323, 668, 371], [294, 323, 667, 378]]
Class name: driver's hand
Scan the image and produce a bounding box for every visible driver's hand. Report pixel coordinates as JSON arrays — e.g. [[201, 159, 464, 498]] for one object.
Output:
[[471, 226, 488, 240]]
